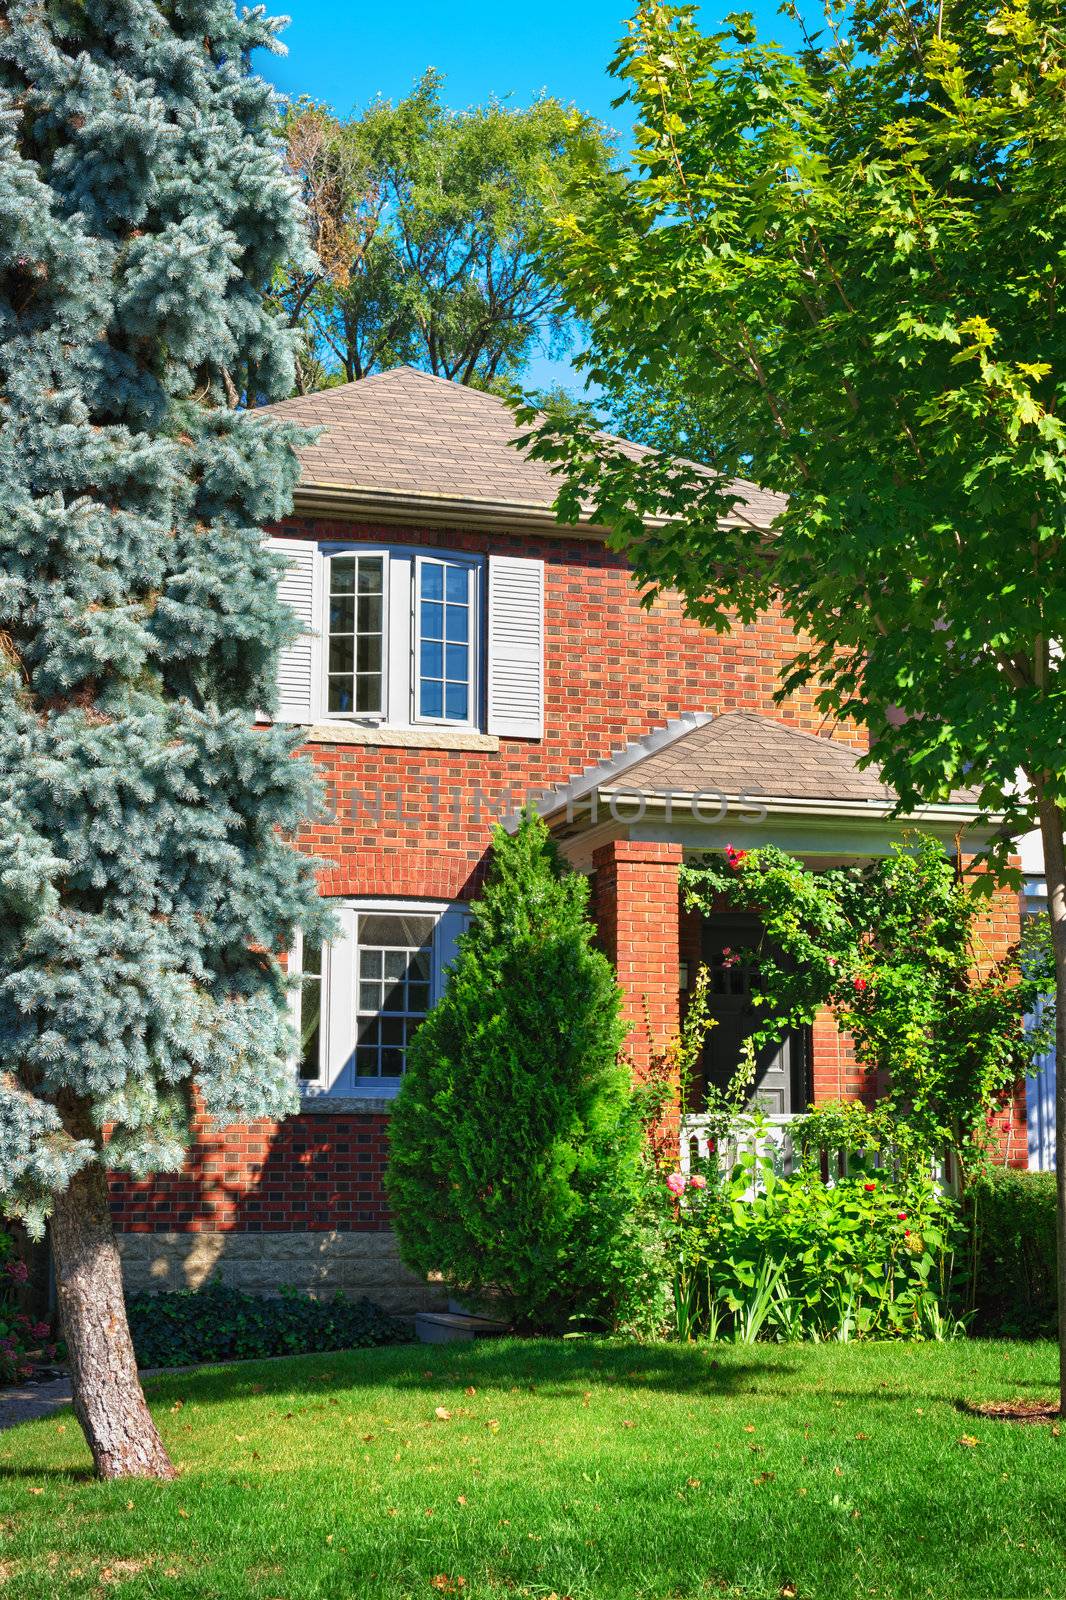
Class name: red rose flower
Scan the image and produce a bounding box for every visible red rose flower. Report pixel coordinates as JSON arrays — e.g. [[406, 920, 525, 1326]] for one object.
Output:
[[897, 1212, 907, 1221], [853, 977, 868, 993], [723, 844, 747, 870], [863, 1182, 876, 1192]]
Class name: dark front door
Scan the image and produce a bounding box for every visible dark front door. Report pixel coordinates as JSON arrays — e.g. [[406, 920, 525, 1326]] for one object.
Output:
[[700, 915, 806, 1116]]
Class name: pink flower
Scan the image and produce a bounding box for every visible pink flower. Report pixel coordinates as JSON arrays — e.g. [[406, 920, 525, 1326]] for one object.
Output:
[[689, 1174, 708, 1191], [723, 845, 747, 870], [31, 1321, 50, 1340], [666, 1172, 687, 1196], [4, 1259, 29, 1283]]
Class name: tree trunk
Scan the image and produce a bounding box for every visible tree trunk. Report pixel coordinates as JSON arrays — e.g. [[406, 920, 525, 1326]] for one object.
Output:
[[50, 1158, 175, 1480], [1036, 791, 1066, 1418]]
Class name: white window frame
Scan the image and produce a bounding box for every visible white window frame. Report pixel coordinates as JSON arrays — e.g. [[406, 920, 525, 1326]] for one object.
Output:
[[291, 924, 327, 1087], [321, 548, 390, 724], [412, 554, 481, 730], [314, 544, 483, 732], [291, 898, 467, 1100]]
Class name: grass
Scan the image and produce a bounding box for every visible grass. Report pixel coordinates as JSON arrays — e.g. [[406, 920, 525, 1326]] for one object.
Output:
[[0, 1339, 1062, 1600]]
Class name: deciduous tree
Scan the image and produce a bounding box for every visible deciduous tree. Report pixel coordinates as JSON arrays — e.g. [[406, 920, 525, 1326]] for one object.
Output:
[[519, 0, 1066, 1399], [274, 74, 614, 392]]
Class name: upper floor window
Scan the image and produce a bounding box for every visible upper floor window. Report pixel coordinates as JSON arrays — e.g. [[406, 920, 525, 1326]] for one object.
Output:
[[267, 538, 544, 740], [326, 554, 385, 717], [416, 557, 476, 724]]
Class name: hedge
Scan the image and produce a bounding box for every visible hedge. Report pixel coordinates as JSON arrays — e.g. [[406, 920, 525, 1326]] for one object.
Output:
[[970, 1168, 1056, 1336], [126, 1281, 413, 1369]]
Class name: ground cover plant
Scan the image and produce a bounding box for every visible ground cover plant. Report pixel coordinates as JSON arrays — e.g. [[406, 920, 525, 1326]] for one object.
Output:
[[125, 1282, 411, 1370], [0, 1339, 1062, 1599]]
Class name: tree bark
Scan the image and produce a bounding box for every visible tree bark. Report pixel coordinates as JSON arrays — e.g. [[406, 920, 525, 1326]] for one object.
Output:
[[1035, 789, 1066, 1418], [50, 1157, 175, 1480]]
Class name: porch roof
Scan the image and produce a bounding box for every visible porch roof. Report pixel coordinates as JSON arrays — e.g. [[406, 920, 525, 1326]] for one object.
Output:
[[537, 711, 990, 864], [609, 712, 895, 805]]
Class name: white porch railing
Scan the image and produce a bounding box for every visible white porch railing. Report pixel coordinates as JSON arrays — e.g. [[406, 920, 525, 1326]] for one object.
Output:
[[680, 1112, 801, 1182], [680, 1112, 957, 1195]]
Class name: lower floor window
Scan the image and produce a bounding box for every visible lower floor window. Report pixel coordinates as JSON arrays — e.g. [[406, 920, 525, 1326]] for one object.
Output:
[[355, 912, 435, 1079], [292, 900, 465, 1096]]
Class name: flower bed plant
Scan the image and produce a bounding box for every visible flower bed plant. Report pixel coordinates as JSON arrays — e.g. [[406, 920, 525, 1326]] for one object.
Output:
[[663, 1142, 965, 1342], [0, 1230, 60, 1382]]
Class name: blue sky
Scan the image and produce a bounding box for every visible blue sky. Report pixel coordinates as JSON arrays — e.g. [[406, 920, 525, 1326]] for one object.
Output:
[[262, 2, 804, 392]]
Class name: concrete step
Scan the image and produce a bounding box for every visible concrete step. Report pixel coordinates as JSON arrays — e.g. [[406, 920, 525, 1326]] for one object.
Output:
[[415, 1311, 510, 1344]]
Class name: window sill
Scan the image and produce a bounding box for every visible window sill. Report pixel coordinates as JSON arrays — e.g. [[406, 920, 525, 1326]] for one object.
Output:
[[298, 1093, 397, 1115], [304, 723, 500, 752]]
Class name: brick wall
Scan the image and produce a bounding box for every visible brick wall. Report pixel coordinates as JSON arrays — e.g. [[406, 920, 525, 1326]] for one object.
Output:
[[109, 514, 1027, 1273]]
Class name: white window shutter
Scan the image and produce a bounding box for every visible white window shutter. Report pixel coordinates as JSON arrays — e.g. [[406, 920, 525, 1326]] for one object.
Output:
[[487, 554, 544, 739], [267, 536, 318, 723]]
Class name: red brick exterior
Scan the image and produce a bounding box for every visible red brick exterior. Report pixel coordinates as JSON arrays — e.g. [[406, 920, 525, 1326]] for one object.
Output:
[[109, 516, 1027, 1242]]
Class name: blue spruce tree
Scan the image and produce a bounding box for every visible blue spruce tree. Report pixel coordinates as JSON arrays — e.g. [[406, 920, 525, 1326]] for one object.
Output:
[[0, 2, 321, 1477]]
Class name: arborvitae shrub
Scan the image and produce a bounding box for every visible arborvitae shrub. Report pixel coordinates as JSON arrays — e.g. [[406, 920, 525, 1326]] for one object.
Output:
[[387, 813, 650, 1332]]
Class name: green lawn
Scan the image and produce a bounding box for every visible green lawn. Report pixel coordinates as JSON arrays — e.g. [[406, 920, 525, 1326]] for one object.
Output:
[[0, 1340, 1062, 1600]]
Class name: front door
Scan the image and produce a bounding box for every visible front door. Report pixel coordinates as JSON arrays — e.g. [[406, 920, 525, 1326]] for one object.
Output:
[[699, 915, 806, 1116]]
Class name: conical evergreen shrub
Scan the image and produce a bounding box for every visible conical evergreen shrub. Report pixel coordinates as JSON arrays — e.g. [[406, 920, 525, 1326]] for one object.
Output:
[[387, 813, 650, 1331]]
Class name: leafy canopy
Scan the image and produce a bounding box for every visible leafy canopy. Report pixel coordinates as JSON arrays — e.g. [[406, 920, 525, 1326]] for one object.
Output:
[[273, 72, 616, 394], [520, 0, 1066, 860]]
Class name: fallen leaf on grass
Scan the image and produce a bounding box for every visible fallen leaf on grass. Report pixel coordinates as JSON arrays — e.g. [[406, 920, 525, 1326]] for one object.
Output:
[[743, 1425, 756, 1434], [485, 1419, 500, 1433], [170, 1400, 184, 1413], [854, 1433, 869, 1441], [26, 1488, 43, 1497], [958, 1434, 980, 1448], [465, 1386, 476, 1397], [621, 1420, 635, 1429], [779, 1584, 798, 1598], [686, 1478, 701, 1489], [177, 1508, 189, 1519], [754, 1472, 776, 1485], [434, 1408, 452, 1422], [456, 1495, 468, 1507]]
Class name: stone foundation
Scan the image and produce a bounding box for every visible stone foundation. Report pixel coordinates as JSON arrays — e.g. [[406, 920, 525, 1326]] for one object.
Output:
[[115, 1229, 445, 1316]]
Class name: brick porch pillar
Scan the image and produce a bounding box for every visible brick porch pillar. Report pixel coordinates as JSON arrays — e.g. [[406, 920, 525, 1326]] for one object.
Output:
[[592, 840, 683, 1079]]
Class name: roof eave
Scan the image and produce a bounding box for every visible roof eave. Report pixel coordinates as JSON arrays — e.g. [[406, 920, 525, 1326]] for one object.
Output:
[[292, 481, 768, 539], [559, 787, 996, 827]]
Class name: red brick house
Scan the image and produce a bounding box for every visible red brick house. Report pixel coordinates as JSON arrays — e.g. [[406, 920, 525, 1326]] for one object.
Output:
[[110, 367, 1026, 1309]]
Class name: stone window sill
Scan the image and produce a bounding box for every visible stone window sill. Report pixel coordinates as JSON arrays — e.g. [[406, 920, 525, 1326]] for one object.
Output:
[[298, 1094, 396, 1116], [304, 723, 500, 752]]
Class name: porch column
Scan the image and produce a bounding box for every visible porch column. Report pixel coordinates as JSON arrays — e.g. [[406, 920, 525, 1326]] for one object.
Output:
[[592, 840, 683, 1078]]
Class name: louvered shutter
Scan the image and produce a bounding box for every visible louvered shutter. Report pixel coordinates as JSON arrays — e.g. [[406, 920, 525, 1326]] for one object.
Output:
[[486, 554, 544, 739], [267, 536, 318, 723]]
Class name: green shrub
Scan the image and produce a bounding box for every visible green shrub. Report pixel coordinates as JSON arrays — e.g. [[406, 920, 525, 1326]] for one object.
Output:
[[666, 1143, 966, 1341], [969, 1167, 1057, 1336], [125, 1282, 412, 1369], [386, 812, 653, 1333]]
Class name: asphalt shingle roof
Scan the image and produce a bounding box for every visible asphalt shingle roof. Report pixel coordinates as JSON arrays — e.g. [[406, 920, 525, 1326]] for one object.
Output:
[[262, 365, 787, 529], [607, 712, 899, 804]]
